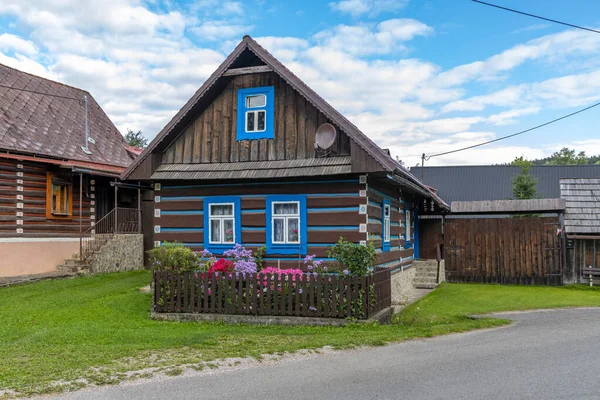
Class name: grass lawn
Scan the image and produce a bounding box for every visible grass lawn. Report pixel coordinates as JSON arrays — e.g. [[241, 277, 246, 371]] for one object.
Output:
[[1, 271, 600, 397]]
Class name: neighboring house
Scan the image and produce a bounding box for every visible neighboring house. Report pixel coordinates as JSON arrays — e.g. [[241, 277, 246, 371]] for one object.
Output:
[[0, 63, 138, 277], [411, 165, 600, 203], [123, 36, 448, 285], [560, 178, 600, 281]]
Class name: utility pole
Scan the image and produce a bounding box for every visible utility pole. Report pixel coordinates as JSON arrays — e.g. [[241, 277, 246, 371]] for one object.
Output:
[[421, 153, 425, 182]]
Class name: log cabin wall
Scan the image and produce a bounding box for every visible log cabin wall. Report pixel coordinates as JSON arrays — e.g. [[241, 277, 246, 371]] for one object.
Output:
[[161, 72, 351, 165], [366, 178, 415, 271], [153, 176, 366, 269], [0, 159, 94, 238]]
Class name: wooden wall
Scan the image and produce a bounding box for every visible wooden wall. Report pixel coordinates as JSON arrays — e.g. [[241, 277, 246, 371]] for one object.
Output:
[[153, 177, 365, 269], [366, 179, 414, 270], [0, 159, 95, 238], [419, 218, 443, 260], [161, 72, 351, 164], [444, 217, 563, 285], [568, 238, 600, 283]]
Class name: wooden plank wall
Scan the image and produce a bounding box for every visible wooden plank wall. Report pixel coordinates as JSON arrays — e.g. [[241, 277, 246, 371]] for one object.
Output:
[[153, 177, 366, 269], [366, 180, 414, 270], [162, 72, 351, 164], [569, 239, 600, 283], [419, 219, 443, 260], [444, 217, 563, 285], [0, 159, 94, 238]]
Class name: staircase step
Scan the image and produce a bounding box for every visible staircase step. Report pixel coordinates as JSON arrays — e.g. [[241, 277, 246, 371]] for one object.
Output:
[[64, 259, 88, 266], [57, 265, 76, 273], [414, 283, 437, 289]]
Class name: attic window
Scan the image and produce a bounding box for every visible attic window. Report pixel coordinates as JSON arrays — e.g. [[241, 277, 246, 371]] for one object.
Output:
[[237, 86, 274, 141]]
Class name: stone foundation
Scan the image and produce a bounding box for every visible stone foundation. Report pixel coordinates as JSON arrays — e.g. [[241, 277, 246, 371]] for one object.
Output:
[[390, 267, 416, 305], [89, 234, 144, 273]]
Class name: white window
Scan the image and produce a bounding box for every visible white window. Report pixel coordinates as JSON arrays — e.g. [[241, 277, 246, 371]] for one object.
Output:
[[209, 203, 235, 244], [406, 210, 411, 243], [245, 94, 267, 132], [272, 201, 300, 244], [383, 204, 391, 243]]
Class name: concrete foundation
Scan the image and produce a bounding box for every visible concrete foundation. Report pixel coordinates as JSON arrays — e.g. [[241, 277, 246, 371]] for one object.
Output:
[[0, 238, 79, 278], [152, 307, 394, 326], [89, 234, 144, 273], [390, 267, 416, 305]]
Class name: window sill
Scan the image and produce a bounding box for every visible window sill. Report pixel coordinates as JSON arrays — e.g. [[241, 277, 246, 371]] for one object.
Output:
[[205, 243, 236, 255], [266, 243, 307, 255]]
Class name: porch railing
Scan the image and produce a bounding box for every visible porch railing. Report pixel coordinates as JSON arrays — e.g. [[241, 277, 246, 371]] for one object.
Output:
[[80, 207, 141, 261]]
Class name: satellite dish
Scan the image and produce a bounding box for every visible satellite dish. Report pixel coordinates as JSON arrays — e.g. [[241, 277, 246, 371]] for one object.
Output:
[[315, 123, 336, 149]]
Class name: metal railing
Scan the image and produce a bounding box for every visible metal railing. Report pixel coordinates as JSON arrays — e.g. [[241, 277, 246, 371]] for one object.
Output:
[[80, 207, 141, 261]]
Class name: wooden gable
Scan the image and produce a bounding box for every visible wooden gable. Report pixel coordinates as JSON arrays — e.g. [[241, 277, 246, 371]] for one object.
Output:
[[161, 70, 351, 164]]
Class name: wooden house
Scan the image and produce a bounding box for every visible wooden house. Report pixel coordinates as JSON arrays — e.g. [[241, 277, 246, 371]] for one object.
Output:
[[123, 36, 448, 291], [0, 63, 140, 278], [561, 178, 600, 282]]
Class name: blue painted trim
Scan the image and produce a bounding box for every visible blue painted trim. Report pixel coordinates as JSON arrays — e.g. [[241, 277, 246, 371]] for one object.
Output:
[[391, 235, 400, 239], [265, 194, 307, 255], [161, 179, 358, 190], [414, 210, 420, 258], [369, 234, 382, 239], [368, 200, 381, 207], [368, 218, 381, 224], [161, 196, 204, 201], [160, 228, 203, 232], [382, 199, 390, 252], [237, 86, 275, 140], [161, 210, 203, 215], [203, 196, 241, 254], [263, 257, 335, 261], [390, 221, 400, 227], [405, 208, 413, 250], [242, 209, 264, 214], [308, 226, 358, 231], [242, 227, 265, 231], [308, 207, 358, 212], [373, 259, 401, 269], [307, 193, 358, 197]]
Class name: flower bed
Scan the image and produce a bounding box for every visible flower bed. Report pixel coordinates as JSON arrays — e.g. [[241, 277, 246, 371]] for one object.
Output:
[[153, 268, 390, 319]]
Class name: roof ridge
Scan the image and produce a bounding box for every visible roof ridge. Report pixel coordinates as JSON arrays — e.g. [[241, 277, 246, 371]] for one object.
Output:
[[0, 62, 91, 95]]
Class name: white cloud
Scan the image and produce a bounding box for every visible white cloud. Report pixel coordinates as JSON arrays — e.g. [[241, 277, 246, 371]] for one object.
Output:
[[191, 21, 253, 41], [314, 19, 433, 56], [329, 0, 409, 17], [0, 33, 37, 55]]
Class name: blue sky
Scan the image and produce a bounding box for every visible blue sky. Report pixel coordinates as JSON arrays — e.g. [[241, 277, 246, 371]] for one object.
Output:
[[1, 0, 600, 165]]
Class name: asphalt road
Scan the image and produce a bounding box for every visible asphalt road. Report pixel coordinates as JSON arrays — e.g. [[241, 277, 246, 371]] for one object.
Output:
[[52, 308, 600, 400]]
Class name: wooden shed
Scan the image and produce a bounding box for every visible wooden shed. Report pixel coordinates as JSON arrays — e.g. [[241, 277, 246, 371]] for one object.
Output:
[[561, 178, 600, 282]]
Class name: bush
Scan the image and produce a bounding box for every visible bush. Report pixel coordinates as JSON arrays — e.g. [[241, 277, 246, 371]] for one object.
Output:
[[147, 242, 200, 272], [327, 238, 377, 276]]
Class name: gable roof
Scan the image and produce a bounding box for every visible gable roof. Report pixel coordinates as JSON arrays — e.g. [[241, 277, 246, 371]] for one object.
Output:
[[0, 63, 134, 169], [560, 178, 600, 235], [121, 37, 427, 184], [411, 165, 600, 204]]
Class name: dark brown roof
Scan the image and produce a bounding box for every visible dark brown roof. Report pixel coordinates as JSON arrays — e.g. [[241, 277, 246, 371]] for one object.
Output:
[[0, 63, 134, 168], [151, 157, 352, 180], [122, 36, 446, 208]]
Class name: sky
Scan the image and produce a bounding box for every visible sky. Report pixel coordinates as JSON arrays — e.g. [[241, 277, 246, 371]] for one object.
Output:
[[1, 0, 600, 166]]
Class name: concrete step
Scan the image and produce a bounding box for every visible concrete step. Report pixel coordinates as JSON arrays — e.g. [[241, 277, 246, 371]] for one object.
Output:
[[64, 259, 87, 267], [414, 283, 437, 289], [57, 265, 76, 273]]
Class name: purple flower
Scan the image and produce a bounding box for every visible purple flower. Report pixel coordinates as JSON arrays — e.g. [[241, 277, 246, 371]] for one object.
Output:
[[343, 269, 350, 275], [309, 306, 317, 311]]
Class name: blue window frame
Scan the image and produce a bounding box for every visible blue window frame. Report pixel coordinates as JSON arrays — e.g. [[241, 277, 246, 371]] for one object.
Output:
[[266, 195, 307, 255], [405, 209, 412, 249], [203, 196, 241, 253], [382, 199, 390, 252], [237, 86, 275, 141]]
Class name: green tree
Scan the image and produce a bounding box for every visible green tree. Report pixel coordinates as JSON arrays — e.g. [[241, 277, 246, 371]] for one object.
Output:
[[510, 155, 533, 168], [544, 147, 588, 165], [124, 129, 148, 148], [512, 163, 538, 200]]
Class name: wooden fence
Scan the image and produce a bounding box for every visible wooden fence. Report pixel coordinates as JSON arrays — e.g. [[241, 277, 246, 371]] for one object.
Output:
[[153, 268, 391, 320], [444, 217, 563, 285]]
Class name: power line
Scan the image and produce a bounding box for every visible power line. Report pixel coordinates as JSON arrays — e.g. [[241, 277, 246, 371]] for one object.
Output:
[[472, 0, 600, 34], [425, 100, 600, 160], [0, 83, 83, 101]]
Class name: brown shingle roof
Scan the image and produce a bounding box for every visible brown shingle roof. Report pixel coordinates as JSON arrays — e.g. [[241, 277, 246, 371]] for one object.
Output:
[[0, 63, 133, 167]]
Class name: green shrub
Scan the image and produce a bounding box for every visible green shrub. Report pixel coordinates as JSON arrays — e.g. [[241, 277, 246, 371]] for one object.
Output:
[[147, 242, 200, 272], [327, 238, 377, 276]]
